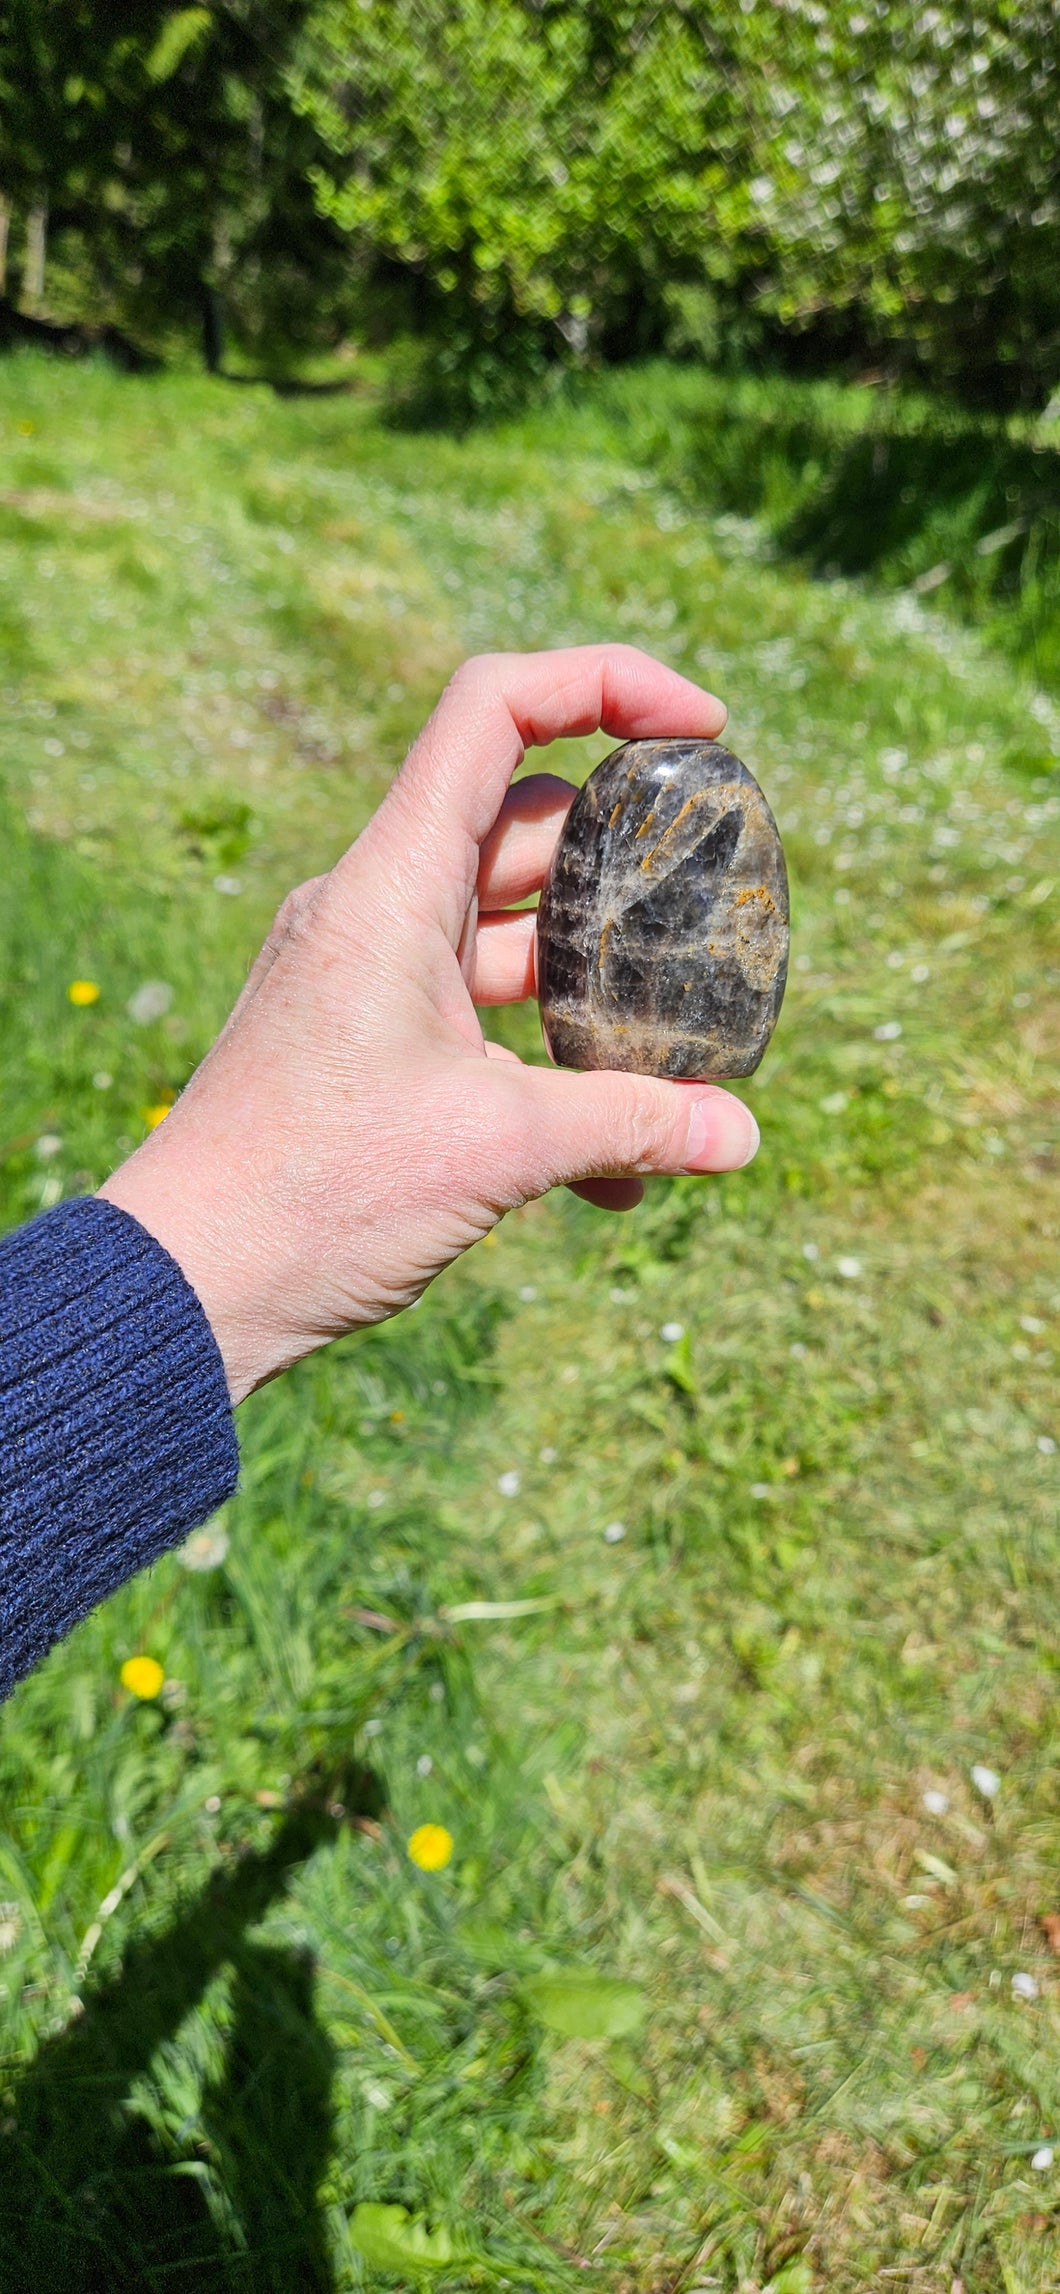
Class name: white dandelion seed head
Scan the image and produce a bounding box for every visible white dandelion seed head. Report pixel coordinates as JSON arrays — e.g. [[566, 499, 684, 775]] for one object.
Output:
[[922, 1788, 949, 1816], [911, 964, 930, 983], [539, 1446, 558, 1465], [836, 1256, 863, 1279], [126, 980, 173, 1025], [1032, 2145, 1054, 2170], [35, 1134, 62, 1160], [366, 1489, 386, 1509], [518, 1284, 537, 1302], [91, 1071, 113, 1090], [178, 1521, 230, 1573], [971, 1763, 1001, 1799], [1038, 1436, 1057, 1456], [603, 1521, 626, 1544], [213, 874, 242, 896], [497, 1470, 521, 1497], [660, 1322, 685, 1343], [416, 1754, 433, 1777], [802, 1242, 820, 1261], [1012, 1971, 1040, 2002], [874, 1021, 903, 1041]]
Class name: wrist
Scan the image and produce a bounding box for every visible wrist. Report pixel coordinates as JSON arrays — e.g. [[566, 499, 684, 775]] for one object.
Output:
[[98, 1137, 285, 1407]]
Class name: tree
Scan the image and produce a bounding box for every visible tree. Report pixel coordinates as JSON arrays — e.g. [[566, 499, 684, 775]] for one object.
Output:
[[292, 0, 769, 384], [739, 0, 1060, 405], [0, 2, 348, 367]]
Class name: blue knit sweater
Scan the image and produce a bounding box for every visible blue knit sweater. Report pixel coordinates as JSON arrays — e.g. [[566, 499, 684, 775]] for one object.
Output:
[[0, 1197, 239, 1699]]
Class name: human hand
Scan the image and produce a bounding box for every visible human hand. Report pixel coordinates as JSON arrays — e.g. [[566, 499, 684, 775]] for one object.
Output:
[[100, 646, 760, 1404]]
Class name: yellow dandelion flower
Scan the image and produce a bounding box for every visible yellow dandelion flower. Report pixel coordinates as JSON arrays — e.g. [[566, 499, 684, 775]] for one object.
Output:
[[407, 1823, 453, 1872], [68, 980, 100, 1007], [121, 1655, 165, 1700], [141, 1105, 171, 1130]]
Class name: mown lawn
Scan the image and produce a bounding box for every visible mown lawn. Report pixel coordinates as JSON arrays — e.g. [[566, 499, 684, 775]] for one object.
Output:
[[0, 352, 1057, 2294]]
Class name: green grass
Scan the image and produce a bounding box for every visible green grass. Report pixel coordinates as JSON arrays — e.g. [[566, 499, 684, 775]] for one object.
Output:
[[537, 362, 1060, 698], [0, 350, 1057, 2293]]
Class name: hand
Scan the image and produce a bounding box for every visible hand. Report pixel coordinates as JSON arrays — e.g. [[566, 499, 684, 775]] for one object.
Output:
[[100, 645, 760, 1404]]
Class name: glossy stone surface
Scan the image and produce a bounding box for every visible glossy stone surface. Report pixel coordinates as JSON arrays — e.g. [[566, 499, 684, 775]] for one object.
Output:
[[537, 738, 788, 1079]]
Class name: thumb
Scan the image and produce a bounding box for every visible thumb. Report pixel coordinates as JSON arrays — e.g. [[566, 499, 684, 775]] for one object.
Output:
[[500, 1063, 760, 1198]]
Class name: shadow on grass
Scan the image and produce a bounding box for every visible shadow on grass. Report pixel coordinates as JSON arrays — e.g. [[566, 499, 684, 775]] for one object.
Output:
[[676, 388, 1060, 682], [219, 371, 359, 398], [0, 1766, 382, 2292], [777, 421, 1059, 579]]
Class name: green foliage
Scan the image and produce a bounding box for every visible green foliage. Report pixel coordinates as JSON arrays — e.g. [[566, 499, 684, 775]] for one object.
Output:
[[348, 2202, 467, 2273], [3, 1, 1059, 402], [294, 0, 756, 406], [520, 1974, 647, 2041], [0, 0, 347, 367], [746, 0, 1060, 406], [145, 6, 211, 84], [295, 0, 1060, 405]]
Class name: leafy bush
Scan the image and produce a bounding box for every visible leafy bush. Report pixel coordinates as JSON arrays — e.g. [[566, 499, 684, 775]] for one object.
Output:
[[3, 0, 1059, 403]]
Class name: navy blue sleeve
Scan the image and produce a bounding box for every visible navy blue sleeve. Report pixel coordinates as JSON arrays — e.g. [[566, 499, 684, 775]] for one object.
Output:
[[0, 1196, 240, 1699]]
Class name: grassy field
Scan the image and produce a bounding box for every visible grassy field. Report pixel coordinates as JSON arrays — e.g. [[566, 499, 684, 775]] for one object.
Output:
[[542, 363, 1060, 697], [0, 351, 1057, 2293]]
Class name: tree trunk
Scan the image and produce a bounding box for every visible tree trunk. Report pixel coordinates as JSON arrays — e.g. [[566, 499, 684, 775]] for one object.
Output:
[[200, 282, 225, 373], [0, 198, 9, 297], [23, 202, 47, 310]]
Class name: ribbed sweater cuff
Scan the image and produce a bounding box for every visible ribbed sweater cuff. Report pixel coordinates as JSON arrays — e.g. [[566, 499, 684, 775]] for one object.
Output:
[[0, 1195, 239, 1698]]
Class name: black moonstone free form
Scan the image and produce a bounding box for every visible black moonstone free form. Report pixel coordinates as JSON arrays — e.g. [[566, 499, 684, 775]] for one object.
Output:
[[536, 738, 789, 1080]]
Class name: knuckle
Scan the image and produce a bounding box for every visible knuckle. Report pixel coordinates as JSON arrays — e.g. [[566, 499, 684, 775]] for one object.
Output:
[[446, 657, 480, 698], [271, 874, 323, 945], [271, 886, 302, 935], [448, 652, 501, 698], [614, 1083, 676, 1171]]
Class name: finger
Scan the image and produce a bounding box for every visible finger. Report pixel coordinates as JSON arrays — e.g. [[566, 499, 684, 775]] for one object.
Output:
[[360, 645, 727, 932], [496, 1066, 760, 1194], [469, 911, 537, 1005], [569, 1176, 645, 1211], [483, 1039, 522, 1063], [476, 773, 577, 907]]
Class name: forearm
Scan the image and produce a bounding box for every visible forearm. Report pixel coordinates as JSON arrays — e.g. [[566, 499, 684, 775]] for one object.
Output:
[[0, 1196, 238, 1699]]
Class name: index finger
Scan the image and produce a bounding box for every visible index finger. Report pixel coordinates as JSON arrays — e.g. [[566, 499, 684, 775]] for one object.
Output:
[[359, 645, 726, 930]]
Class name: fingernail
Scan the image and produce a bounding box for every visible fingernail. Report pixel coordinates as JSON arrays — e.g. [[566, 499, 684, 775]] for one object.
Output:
[[684, 1093, 759, 1173]]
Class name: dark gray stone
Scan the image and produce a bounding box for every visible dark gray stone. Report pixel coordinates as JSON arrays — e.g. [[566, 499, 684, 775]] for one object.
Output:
[[536, 738, 788, 1079]]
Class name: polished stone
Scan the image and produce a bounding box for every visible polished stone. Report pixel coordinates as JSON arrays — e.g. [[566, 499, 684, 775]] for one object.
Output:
[[536, 738, 788, 1079]]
